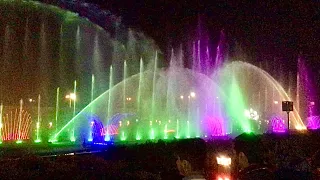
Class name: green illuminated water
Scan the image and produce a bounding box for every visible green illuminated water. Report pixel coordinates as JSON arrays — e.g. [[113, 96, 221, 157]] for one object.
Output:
[[151, 52, 158, 120], [228, 77, 250, 132], [35, 94, 41, 142], [137, 58, 144, 112], [71, 80, 76, 142]]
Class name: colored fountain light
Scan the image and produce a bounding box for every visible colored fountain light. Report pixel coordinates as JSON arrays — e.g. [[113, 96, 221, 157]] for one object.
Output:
[[1, 108, 32, 141], [0, 0, 313, 144], [307, 116, 320, 130], [244, 108, 259, 121], [217, 176, 230, 180], [270, 116, 286, 133]]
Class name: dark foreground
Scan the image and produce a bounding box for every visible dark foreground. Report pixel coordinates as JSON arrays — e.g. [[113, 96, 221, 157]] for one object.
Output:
[[0, 131, 320, 179]]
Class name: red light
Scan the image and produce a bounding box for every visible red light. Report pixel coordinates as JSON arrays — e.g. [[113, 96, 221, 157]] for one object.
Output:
[[216, 175, 231, 180]]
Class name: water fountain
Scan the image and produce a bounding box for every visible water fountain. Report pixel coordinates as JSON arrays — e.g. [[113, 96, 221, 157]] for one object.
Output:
[[52, 46, 307, 142], [0, 1, 316, 144], [1, 107, 32, 142], [0, 1, 157, 143]]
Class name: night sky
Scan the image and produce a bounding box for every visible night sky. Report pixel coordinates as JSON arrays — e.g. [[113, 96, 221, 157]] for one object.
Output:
[[89, 0, 319, 61], [87, 0, 320, 97]]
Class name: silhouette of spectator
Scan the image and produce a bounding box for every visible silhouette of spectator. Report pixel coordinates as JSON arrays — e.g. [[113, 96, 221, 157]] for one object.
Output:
[[175, 138, 207, 180], [233, 133, 274, 180]]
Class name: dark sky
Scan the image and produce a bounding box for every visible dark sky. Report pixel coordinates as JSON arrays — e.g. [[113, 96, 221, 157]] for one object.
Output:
[[88, 0, 319, 64], [84, 0, 320, 103], [84, 0, 320, 100]]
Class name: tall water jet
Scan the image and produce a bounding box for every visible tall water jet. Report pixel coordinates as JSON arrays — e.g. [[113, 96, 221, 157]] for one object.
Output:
[[123, 61, 127, 112], [75, 25, 81, 74], [104, 66, 114, 142], [53, 87, 60, 142], [176, 119, 179, 138], [192, 41, 196, 71], [205, 46, 210, 75], [58, 24, 66, 88], [39, 22, 50, 100], [164, 124, 168, 139], [137, 58, 144, 112], [214, 30, 226, 69], [151, 52, 158, 120], [71, 80, 77, 142], [17, 99, 23, 143], [0, 103, 3, 143], [88, 74, 95, 142], [93, 32, 103, 81], [35, 94, 41, 143], [197, 40, 201, 72], [107, 66, 113, 118], [297, 56, 316, 121]]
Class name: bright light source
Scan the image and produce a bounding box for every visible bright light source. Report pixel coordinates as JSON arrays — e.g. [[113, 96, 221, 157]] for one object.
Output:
[[66, 93, 76, 100], [70, 137, 76, 142], [29, 98, 33, 102], [49, 122, 53, 128], [217, 177, 223, 180], [244, 108, 259, 121], [274, 100, 279, 104], [180, 95, 184, 99], [295, 125, 307, 130], [216, 156, 231, 166], [126, 97, 132, 101], [70, 93, 76, 100], [310, 101, 315, 106], [190, 92, 196, 98]]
